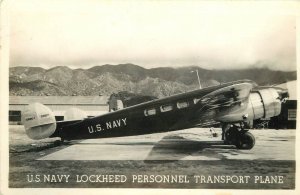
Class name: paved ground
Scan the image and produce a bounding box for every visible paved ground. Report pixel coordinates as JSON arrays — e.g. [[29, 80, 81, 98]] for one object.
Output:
[[38, 128, 295, 161], [9, 125, 296, 189]]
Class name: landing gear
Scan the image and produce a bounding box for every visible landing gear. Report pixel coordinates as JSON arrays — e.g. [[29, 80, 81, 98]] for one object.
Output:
[[222, 123, 255, 150], [235, 131, 255, 149]]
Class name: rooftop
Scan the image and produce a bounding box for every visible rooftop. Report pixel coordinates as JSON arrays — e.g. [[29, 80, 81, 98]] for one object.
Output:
[[9, 96, 109, 105]]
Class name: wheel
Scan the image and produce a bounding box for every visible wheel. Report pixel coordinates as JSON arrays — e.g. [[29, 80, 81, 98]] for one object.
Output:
[[224, 125, 239, 144], [235, 131, 255, 150]]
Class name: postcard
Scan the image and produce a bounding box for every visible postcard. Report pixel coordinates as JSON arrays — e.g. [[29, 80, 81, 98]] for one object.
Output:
[[1, 1, 299, 195]]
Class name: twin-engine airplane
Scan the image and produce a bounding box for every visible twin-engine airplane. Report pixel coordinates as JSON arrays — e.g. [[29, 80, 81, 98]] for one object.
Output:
[[22, 80, 288, 150]]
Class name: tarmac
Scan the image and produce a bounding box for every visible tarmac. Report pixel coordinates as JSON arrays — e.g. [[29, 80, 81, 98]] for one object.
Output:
[[38, 128, 295, 161]]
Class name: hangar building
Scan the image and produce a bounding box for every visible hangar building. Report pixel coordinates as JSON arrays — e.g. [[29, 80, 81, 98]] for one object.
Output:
[[9, 80, 297, 129], [9, 96, 109, 124]]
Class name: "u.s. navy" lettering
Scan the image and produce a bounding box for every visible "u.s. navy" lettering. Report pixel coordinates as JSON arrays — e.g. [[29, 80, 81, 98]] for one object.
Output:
[[106, 118, 127, 129], [88, 118, 127, 134]]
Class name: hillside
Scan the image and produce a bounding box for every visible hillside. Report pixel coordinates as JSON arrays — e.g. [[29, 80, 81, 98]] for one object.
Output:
[[9, 64, 296, 97]]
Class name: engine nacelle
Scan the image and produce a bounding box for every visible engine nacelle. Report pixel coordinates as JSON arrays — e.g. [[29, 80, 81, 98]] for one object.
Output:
[[22, 103, 57, 140], [216, 88, 283, 123], [247, 88, 282, 120]]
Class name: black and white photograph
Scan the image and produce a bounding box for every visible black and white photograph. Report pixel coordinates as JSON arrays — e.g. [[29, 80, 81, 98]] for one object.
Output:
[[1, 0, 299, 194]]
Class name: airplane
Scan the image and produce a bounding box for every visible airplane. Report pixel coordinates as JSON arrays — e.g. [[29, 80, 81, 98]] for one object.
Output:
[[21, 80, 289, 150]]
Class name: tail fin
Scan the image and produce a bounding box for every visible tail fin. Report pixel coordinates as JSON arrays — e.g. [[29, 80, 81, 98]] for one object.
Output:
[[22, 103, 57, 140]]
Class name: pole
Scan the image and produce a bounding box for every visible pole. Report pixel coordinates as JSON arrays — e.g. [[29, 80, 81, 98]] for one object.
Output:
[[196, 70, 202, 89]]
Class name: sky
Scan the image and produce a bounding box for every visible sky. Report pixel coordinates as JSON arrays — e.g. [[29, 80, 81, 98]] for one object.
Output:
[[8, 0, 297, 71]]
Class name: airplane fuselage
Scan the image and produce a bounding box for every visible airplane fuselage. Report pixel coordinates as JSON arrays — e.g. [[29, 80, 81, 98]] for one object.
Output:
[[23, 79, 287, 150], [53, 80, 253, 140]]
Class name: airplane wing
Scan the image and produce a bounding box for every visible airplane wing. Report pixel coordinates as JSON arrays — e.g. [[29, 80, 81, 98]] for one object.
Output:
[[189, 82, 255, 126], [197, 82, 254, 111]]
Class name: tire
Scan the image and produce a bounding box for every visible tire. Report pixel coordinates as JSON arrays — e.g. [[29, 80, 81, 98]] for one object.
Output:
[[235, 131, 255, 150]]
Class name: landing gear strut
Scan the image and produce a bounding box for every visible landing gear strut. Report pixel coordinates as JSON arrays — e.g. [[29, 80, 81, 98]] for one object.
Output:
[[222, 123, 255, 150]]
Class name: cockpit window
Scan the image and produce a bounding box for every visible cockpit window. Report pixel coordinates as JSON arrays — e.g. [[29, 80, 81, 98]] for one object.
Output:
[[177, 101, 189, 109], [160, 104, 173, 112], [144, 108, 156, 116]]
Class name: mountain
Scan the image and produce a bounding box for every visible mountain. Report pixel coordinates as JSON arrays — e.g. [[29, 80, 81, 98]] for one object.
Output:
[[9, 64, 296, 97]]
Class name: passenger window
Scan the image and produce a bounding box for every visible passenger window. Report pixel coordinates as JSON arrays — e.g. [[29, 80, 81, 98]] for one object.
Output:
[[160, 104, 173, 112], [177, 101, 189, 109], [144, 108, 156, 116]]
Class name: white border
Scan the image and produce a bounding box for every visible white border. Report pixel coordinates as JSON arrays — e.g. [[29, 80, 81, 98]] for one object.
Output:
[[1, 1, 300, 195]]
